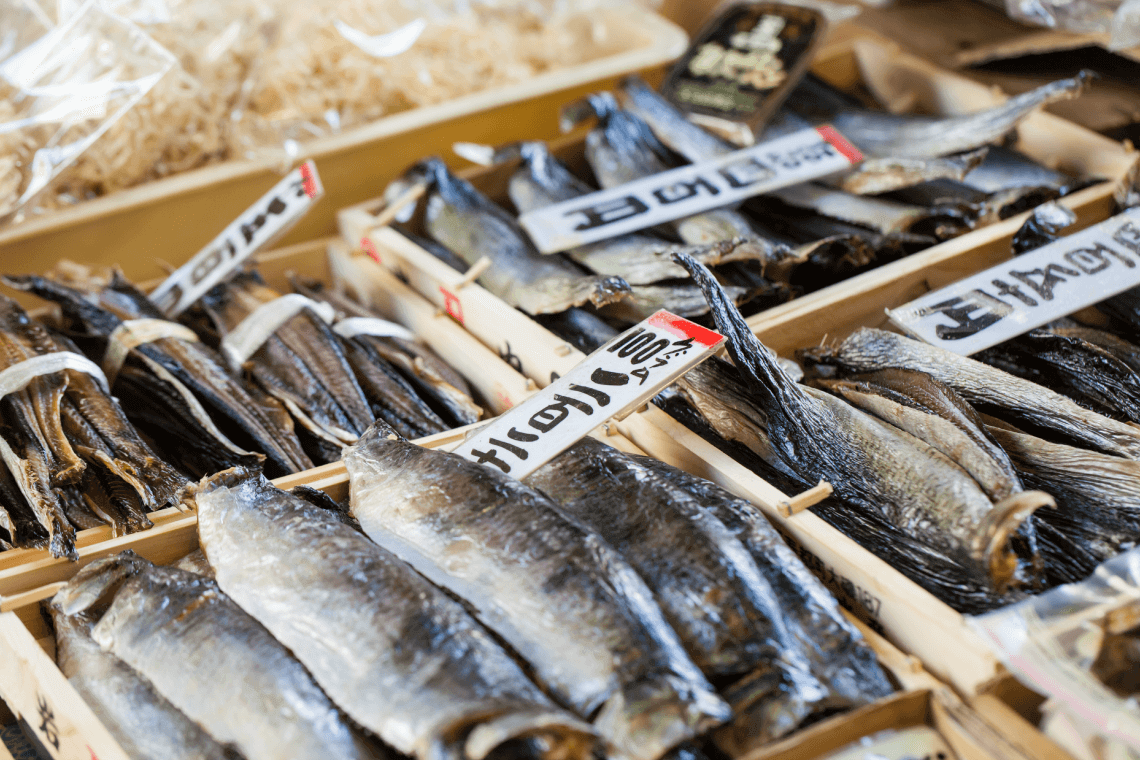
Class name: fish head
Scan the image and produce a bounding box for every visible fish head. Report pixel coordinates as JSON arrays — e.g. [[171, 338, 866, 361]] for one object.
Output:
[[51, 550, 153, 616]]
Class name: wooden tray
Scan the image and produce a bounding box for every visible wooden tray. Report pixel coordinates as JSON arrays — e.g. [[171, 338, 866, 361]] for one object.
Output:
[[0, 236, 533, 598], [333, 31, 1136, 701], [0, 7, 687, 304], [0, 435, 1025, 760]]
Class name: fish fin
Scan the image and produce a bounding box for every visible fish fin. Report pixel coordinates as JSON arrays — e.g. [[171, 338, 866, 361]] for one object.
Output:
[[714, 664, 829, 756], [193, 463, 267, 497], [981, 490, 1055, 593], [463, 709, 597, 760], [593, 676, 731, 760], [52, 550, 151, 614]]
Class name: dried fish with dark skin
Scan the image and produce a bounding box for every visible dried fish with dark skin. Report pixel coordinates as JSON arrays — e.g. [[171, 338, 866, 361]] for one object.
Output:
[[7, 271, 313, 477], [987, 423, 1140, 570], [502, 141, 781, 283], [977, 330, 1140, 424], [788, 72, 1092, 159], [828, 151, 991, 196], [199, 272, 373, 463], [764, 183, 972, 240], [629, 454, 894, 706], [345, 424, 732, 760], [674, 252, 1048, 593], [1010, 201, 1076, 254], [197, 467, 597, 760], [602, 281, 751, 323], [54, 552, 383, 760], [564, 93, 797, 270], [288, 277, 482, 429], [803, 328, 1140, 459], [527, 437, 830, 746], [49, 604, 237, 760], [667, 360, 1026, 613], [534, 308, 619, 354], [408, 158, 631, 315]]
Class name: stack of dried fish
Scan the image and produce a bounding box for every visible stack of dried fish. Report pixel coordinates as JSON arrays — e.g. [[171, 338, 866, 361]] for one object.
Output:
[[346, 423, 894, 758], [47, 448, 892, 759], [385, 71, 1094, 352], [0, 294, 186, 559], [661, 204, 1140, 613]]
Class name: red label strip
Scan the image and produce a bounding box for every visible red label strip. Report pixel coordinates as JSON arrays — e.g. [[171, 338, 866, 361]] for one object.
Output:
[[648, 310, 724, 348], [815, 125, 864, 164], [439, 287, 464, 325], [360, 237, 381, 264], [300, 161, 320, 198]]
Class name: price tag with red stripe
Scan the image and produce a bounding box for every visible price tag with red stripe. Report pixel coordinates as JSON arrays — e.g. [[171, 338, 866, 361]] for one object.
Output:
[[151, 161, 324, 316], [518, 126, 861, 254], [452, 310, 724, 479]]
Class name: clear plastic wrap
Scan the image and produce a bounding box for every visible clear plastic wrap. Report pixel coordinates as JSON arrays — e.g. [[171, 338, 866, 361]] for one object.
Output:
[[997, 0, 1140, 50], [970, 548, 1140, 760], [2, 0, 661, 223], [0, 0, 174, 222]]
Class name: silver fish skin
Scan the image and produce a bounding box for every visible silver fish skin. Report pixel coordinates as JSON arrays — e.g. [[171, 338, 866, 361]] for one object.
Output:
[[602, 282, 750, 322], [626, 454, 895, 708], [618, 76, 736, 163], [815, 328, 1140, 460], [418, 158, 631, 315], [526, 438, 829, 744], [831, 73, 1091, 159], [504, 141, 787, 282], [827, 150, 990, 195], [56, 552, 381, 760], [345, 425, 731, 760], [196, 467, 596, 760], [51, 605, 236, 760]]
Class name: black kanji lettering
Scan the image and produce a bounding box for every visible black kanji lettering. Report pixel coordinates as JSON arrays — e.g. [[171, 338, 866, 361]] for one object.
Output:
[[922, 289, 1012, 340], [37, 694, 59, 751], [652, 177, 720, 205], [569, 196, 649, 231], [506, 427, 538, 443], [528, 394, 594, 432], [569, 384, 611, 406], [470, 448, 511, 472], [488, 438, 528, 459], [991, 279, 1038, 306], [1063, 243, 1117, 274], [631, 367, 651, 385], [719, 156, 775, 188], [1113, 221, 1140, 257], [1009, 263, 1080, 301], [590, 368, 629, 386]]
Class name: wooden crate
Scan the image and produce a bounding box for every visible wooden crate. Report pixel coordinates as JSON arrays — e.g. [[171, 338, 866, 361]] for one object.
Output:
[[332, 31, 1137, 700], [0, 236, 534, 598], [0, 7, 686, 304], [0, 436, 1030, 760]]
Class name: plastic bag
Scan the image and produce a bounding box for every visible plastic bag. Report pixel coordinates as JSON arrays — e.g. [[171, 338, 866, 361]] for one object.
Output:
[[999, 0, 1140, 50], [0, 0, 174, 222], [970, 548, 1140, 760]]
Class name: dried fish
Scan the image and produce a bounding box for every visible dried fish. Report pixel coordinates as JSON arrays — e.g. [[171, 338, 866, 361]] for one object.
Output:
[[766, 183, 972, 240], [805, 328, 1140, 459], [829, 151, 991, 196], [813, 369, 1023, 502], [8, 271, 313, 478], [50, 604, 237, 760], [527, 437, 831, 747], [533, 308, 619, 354], [198, 272, 373, 463], [409, 158, 632, 315], [55, 552, 382, 760], [674, 253, 1047, 593], [1010, 201, 1077, 254], [601, 281, 751, 323], [197, 467, 597, 760], [345, 424, 731, 760]]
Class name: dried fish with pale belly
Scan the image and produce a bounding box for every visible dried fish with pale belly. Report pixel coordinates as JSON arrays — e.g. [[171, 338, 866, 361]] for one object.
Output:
[[345, 423, 732, 760], [53, 552, 384, 760], [674, 252, 1051, 596], [196, 466, 597, 760]]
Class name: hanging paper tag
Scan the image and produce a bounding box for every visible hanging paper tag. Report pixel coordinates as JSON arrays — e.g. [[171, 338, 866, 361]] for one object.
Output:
[[333, 317, 417, 343], [888, 208, 1140, 355], [452, 310, 723, 479], [518, 126, 860, 253], [103, 318, 200, 384], [220, 294, 336, 370], [150, 161, 324, 317], [0, 352, 109, 400]]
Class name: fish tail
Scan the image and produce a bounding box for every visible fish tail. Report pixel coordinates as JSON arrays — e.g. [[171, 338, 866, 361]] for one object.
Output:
[[52, 550, 151, 614], [714, 663, 831, 756], [463, 709, 597, 760], [980, 490, 1054, 592], [594, 676, 731, 760]]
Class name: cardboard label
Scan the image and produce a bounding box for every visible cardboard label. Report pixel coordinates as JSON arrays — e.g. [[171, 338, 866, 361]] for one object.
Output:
[[819, 727, 953, 760], [888, 208, 1140, 355], [452, 311, 724, 479], [659, 3, 825, 131], [519, 127, 860, 253], [150, 161, 324, 316]]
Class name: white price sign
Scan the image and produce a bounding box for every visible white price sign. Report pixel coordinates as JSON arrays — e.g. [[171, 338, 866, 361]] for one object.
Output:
[[889, 208, 1140, 355], [150, 161, 324, 317], [519, 126, 862, 254], [452, 310, 724, 479]]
